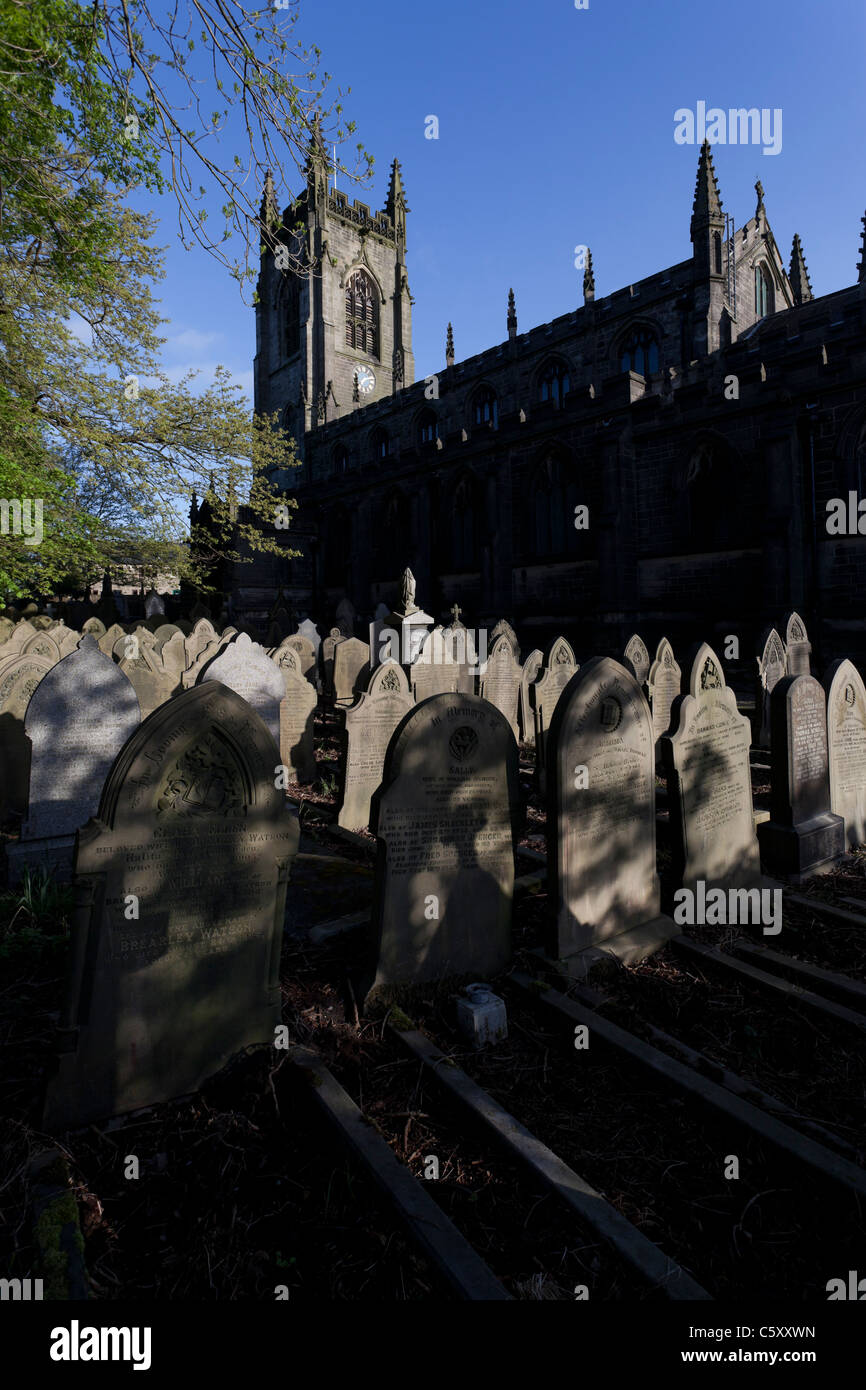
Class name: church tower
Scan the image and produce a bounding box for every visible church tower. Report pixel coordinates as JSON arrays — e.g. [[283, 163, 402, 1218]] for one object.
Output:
[[254, 125, 415, 484]]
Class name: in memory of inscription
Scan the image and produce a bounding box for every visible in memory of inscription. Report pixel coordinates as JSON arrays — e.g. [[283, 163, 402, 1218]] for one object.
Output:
[[43, 681, 300, 1130]]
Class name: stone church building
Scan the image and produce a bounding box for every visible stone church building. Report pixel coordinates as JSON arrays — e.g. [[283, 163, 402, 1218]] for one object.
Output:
[[228, 126, 866, 669]]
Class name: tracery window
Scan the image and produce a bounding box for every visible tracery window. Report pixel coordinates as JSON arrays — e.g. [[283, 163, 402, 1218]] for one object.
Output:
[[473, 387, 498, 429], [619, 328, 660, 377], [539, 361, 571, 405], [345, 270, 379, 356]]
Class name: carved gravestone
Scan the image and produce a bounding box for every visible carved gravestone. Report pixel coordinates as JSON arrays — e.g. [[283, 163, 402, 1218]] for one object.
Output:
[[333, 636, 371, 704], [119, 642, 178, 719], [98, 623, 126, 659], [647, 637, 682, 759], [410, 627, 459, 701], [490, 619, 520, 664], [756, 627, 787, 747], [7, 638, 140, 882], [623, 634, 650, 689], [0, 654, 54, 818], [185, 618, 219, 667], [785, 611, 812, 677], [548, 658, 678, 966], [530, 637, 578, 785], [758, 675, 845, 879], [281, 633, 317, 687], [42, 683, 300, 1129], [518, 649, 543, 745], [82, 617, 106, 638], [479, 635, 521, 740], [0, 617, 14, 645], [662, 643, 762, 894], [366, 692, 519, 998], [199, 633, 284, 746], [297, 618, 321, 658], [442, 610, 478, 695], [154, 623, 182, 647], [338, 661, 414, 831], [321, 627, 343, 699], [824, 659, 866, 847], [278, 663, 318, 784]]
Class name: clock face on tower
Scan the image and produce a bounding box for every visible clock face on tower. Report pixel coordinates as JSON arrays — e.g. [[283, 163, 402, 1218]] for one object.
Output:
[[355, 366, 376, 395]]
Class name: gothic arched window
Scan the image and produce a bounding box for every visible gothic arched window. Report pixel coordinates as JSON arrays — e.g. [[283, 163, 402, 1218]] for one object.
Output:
[[370, 427, 389, 462], [531, 456, 578, 558], [473, 387, 498, 429], [452, 477, 477, 570], [755, 264, 774, 319], [333, 446, 348, 476], [418, 409, 438, 446], [713, 233, 723, 276], [539, 361, 571, 405], [619, 327, 660, 377], [345, 270, 379, 357]]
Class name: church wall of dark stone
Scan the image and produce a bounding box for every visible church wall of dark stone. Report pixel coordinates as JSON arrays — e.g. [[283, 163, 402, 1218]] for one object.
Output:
[[227, 136, 866, 683]]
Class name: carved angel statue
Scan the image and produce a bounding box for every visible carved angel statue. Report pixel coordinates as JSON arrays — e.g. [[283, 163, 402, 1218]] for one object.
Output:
[[400, 568, 416, 612]]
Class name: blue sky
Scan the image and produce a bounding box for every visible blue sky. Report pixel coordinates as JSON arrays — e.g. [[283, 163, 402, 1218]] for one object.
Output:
[[149, 0, 866, 402]]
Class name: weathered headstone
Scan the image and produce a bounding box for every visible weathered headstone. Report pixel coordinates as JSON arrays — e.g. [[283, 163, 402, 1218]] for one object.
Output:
[[784, 611, 812, 676], [366, 692, 519, 997], [548, 657, 678, 966], [756, 627, 787, 747], [42, 683, 300, 1130], [144, 589, 165, 618], [518, 649, 543, 745], [0, 654, 54, 818], [479, 635, 521, 740], [119, 643, 178, 719], [623, 634, 650, 689], [662, 643, 762, 893], [154, 623, 182, 647], [337, 661, 414, 831], [321, 627, 343, 699], [199, 633, 284, 746], [442, 606, 478, 695], [758, 674, 845, 878], [297, 618, 321, 657], [824, 659, 866, 847], [7, 638, 140, 881], [410, 627, 459, 701], [81, 617, 106, 638], [490, 619, 520, 664], [278, 663, 318, 784], [333, 636, 371, 704], [97, 623, 126, 659], [647, 637, 682, 757], [530, 637, 578, 784], [281, 633, 317, 686], [0, 616, 14, 645]]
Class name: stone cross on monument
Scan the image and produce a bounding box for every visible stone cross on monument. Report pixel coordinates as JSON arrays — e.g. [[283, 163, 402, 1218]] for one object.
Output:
[[450, 603, 462, 625]]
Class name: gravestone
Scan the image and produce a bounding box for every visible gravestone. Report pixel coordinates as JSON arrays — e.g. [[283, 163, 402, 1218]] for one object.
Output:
[[442, 606, 478, 695], [410, 627, 459, 701], [98, 623, 126, 659], [337, 661, 414, 831], [548, 658, 678, 967], [647, 637, 682, 758], [321, 627, 343, 699], [278, 664, 317, 784], [119, 643, 178, 719], [144, 589, 165, 618], [623, 634, 650, 689], [297, 618, 321, 657], [756, 627, 787, 747], [366, 692, 519, 997], [518, 649, 543, 745], [7, 638, 140, 882], [785, 611, 812, 676], [0, 653, 54, 818], [42, 683, 300, 1130], [199, 633, 284, 746], [82, 617, 106, 638], [758, 675, 845, 879], [185, 618, 219, 666], [823, 659, 866, 847], [281, 633, 317, 686], [530, 637, 578, 785], [662, 643, 762, 894], [154, 623, 182, 647], [333, 636, 371, 704], [490, 619, 520, 664], [0, 617, 14, 645], [479, 635, 521, 740]]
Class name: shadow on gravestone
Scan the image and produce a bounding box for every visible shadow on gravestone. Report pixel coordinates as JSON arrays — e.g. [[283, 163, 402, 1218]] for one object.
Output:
[[42, 682, 300, 1130], [362, 692, 520, 1003], [546, 657, 679, 972]]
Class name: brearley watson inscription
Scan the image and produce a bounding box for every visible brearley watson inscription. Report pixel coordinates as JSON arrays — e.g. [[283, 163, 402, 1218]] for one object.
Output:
[[43, 683, 300, 1130], [662, 643, 762, 894], [337, 660, 413, 831], [365, 693, 519, 998], [824, 658, 866, 847], [548, 658, 678, 966], [758, 673, 845, 879]]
